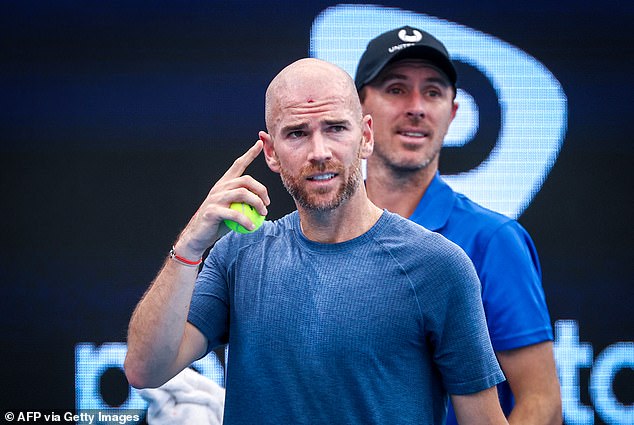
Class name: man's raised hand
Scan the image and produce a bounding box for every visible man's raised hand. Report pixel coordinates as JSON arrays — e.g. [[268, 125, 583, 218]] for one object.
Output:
[[174, 140, 270, 259]]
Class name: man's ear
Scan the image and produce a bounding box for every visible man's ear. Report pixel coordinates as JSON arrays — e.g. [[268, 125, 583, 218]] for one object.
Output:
[[360, 114, 374, 159], [450, 100, 459, 123], [259, 130, 280, 173]]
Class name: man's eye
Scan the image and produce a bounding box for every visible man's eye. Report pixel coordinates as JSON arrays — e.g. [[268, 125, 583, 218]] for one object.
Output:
[[288, 131, 305, 139], [387, 87, 404, 95], [329, 125, 346, 133]]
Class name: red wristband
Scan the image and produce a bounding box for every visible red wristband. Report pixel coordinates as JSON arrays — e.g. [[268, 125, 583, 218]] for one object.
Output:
[[169, 246, 203, 267]]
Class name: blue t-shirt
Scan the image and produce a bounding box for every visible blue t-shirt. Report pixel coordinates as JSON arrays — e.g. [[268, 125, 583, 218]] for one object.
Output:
[[410, 173, 553, 422], [189, 210, 504, 424]]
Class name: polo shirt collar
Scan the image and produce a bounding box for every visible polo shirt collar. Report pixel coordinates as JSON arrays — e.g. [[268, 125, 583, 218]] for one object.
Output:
[[408, 172, 455, 231]]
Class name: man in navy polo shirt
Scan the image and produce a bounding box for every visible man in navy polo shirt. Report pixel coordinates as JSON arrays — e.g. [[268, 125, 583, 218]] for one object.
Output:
[[356, 26, 562, 424]]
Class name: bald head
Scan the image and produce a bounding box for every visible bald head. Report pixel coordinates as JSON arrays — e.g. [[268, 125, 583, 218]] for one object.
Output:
[[265, 58, 362, 134]]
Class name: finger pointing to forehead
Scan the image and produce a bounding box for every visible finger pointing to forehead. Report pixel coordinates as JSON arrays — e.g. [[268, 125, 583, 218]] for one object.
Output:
[[223, 140, 264, 179]]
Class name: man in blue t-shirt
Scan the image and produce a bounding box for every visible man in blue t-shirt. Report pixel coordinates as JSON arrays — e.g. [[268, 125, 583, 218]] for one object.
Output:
[[125, 57, 509, 423], [356, 26, 562, 424]]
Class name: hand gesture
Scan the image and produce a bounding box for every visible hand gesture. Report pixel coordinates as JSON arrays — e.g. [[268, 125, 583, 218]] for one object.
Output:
[[174, 140, 270, 258]]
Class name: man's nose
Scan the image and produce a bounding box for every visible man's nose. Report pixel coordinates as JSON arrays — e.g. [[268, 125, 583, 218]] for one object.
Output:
[[308, 132, 332, 162], [405, 91, 426, 119]]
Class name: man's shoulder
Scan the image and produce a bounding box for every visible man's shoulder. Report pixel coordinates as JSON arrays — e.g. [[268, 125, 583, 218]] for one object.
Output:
[[443, 191, 534, 242], [452, 192, 513, 226], [379, 210, 467, 258], [441, 192, 539, 272], [381, 210, 438, 239]]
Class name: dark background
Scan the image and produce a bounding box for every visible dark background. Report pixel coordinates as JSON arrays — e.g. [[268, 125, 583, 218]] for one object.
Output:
[[1, 1, 632, 424]]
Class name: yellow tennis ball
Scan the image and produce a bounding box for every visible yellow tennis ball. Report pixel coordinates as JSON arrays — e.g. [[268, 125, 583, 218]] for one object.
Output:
[[223, 202, 265, 234]]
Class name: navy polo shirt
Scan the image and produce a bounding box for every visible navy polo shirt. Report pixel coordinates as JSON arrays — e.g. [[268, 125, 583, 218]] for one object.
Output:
[[410, 172, 553, 419]]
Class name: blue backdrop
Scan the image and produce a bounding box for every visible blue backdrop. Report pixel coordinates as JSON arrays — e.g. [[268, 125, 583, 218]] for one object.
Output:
[[1, 2, 632, 424]]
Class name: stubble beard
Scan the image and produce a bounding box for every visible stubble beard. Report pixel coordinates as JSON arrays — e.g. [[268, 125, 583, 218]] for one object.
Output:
[[372, 139, 441, 176], [280, 154, 363, 212]]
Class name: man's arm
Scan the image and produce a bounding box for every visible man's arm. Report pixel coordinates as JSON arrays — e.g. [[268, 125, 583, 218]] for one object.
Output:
[[124, 140, 269, 389], [497, 341, 562, 425], [451, 387, 509, 425], [474, 221, 560, 423], [124, 260, 208, 388]]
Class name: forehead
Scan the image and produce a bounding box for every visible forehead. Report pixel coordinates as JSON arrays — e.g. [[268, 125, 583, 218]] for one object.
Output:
[[273, 90, 358, 131], [283, 93, 347, 115]]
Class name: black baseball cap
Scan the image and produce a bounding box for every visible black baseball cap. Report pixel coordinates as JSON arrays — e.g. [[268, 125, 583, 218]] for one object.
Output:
[[355, 26, 457, 91]]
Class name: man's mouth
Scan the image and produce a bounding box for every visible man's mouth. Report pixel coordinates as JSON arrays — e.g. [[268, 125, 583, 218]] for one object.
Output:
[[398, 130, 429, 138], [307, 172, 337, 181]]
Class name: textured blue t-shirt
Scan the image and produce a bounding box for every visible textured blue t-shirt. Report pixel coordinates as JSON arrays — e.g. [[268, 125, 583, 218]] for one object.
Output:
[[188, 210, 504, 424], [410, 173, 553, 422]]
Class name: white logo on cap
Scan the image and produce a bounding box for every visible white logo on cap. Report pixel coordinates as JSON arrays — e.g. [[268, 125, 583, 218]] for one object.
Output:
[[398, 28, 423, 43]]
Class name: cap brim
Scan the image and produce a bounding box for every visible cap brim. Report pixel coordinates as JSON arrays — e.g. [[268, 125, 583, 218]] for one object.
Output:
[[357, 45, 457, 90]]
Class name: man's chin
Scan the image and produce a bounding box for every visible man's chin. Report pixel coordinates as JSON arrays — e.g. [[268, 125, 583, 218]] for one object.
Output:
[[386, 161, 428, 174], [389, 152, 437, 173], [296, 195, 343, 212]]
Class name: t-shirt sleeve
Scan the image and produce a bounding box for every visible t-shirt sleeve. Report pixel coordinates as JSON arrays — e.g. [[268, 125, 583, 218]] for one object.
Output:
[[187, 239, 231, 354], [479, 221, 554, 351], [423, 241, 506, 395]]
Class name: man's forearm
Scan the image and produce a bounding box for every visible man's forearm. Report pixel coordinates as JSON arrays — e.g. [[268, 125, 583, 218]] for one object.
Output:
[[508, 395, 562, 425], [124, 257, 200, 388], [497, 342, 563, 425]]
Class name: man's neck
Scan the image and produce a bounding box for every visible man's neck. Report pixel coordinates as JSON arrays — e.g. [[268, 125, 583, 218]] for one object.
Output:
[[365, 160, 437, 219], [296, 188, 383, 244]]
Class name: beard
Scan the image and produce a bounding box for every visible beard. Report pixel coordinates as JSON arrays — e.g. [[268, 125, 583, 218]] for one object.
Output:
[[373, 137, 441, 174], [280, 154, 363, 212]]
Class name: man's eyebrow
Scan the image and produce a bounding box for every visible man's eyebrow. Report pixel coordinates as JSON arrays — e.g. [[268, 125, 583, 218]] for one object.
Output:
[[424, 76, 452, 88], [323, 119, 351, 127], [280, 123, 308, 134], [279, 119, 352, 135], [373, 72, 407, 85]]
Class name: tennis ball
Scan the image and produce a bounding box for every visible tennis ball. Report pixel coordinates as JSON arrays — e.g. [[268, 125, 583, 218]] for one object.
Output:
[[223, 202, 265, 234]]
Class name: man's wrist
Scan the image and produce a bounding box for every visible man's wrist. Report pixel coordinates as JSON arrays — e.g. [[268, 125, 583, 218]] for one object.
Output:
[[169, 246, 203, 267], [172, 233, 207, 259], [170, 234, 205, 267]]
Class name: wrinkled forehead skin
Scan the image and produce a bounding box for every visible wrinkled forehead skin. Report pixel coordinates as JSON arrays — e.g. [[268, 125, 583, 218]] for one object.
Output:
[[265, 58, 362, 135]]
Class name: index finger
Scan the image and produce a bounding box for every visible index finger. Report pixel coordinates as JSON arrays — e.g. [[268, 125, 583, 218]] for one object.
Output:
[[222, 139, 264, 180]]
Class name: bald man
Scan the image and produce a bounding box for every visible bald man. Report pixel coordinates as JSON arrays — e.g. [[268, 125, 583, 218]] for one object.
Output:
[[125, 58, 508, 424]]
